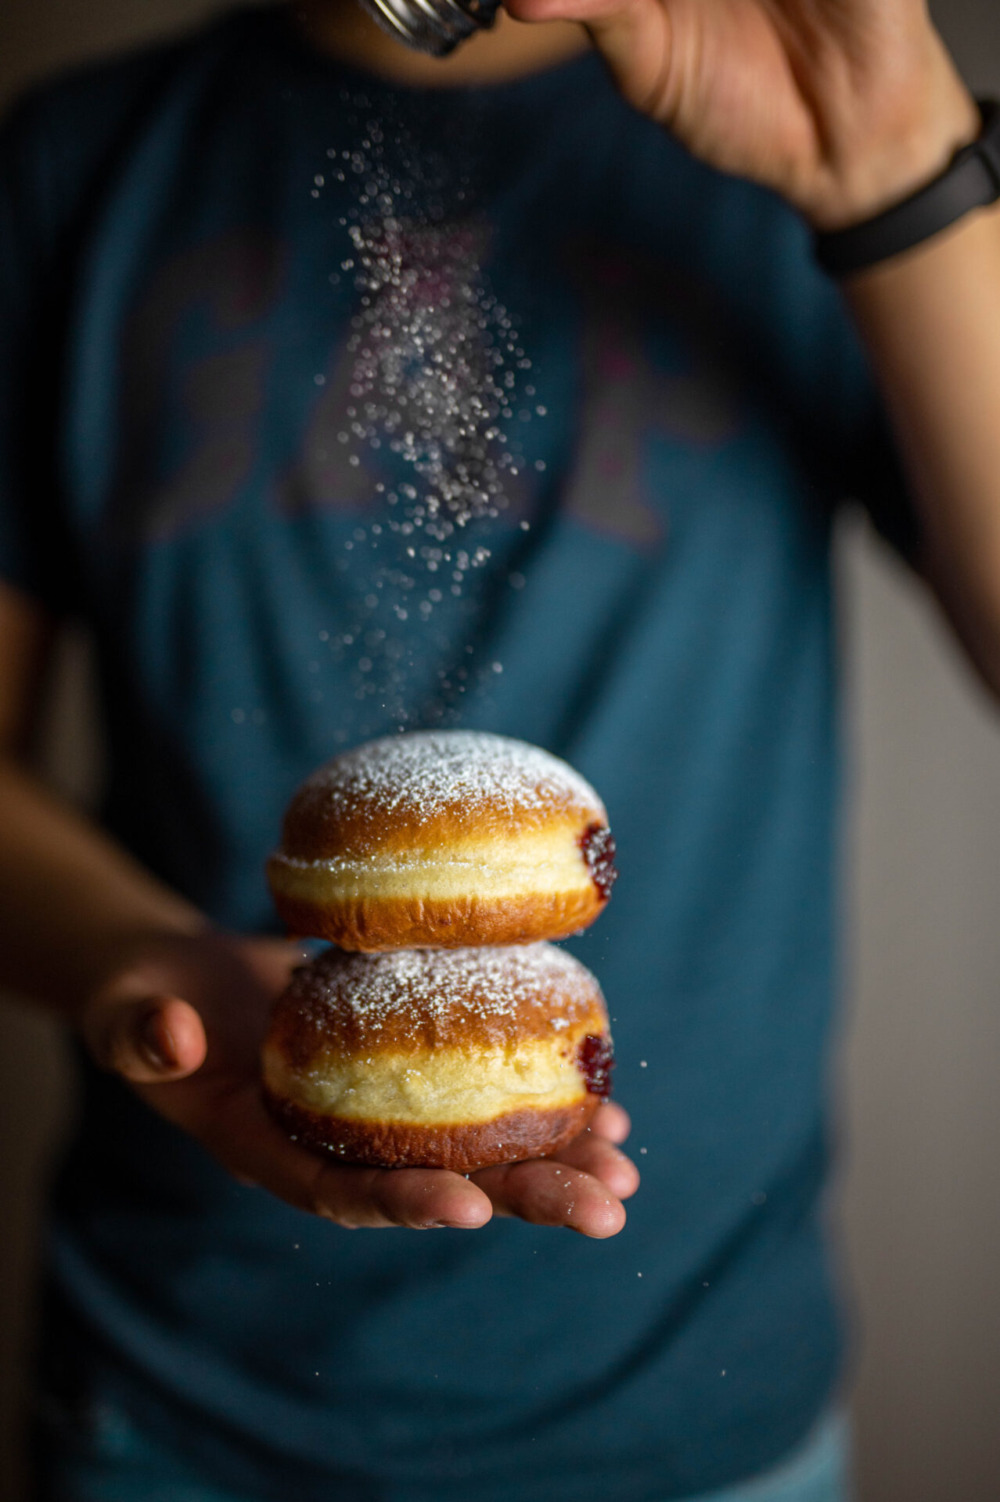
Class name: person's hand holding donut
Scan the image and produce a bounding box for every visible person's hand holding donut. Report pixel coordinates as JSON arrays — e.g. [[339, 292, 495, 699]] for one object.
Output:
[[80, 929, 638, 1235]]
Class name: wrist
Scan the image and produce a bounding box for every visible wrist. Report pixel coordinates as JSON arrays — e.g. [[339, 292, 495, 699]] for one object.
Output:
[[800, 59, 979, 233], [815, 100, 1000, 279]]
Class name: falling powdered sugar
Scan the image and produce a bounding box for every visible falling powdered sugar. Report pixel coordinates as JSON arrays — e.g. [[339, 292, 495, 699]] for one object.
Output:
[[344, 214, 523, 537], [310, 92, 540, 734], [325, 101, 530, 536]]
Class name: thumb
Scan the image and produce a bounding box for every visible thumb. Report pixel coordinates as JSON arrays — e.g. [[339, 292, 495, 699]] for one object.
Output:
[[506, 0, 673, 122], [87, 995, 207, 1083]]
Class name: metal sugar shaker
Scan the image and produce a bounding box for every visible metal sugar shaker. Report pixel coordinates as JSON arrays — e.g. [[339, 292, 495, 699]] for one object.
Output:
[[357, 0, 502, 56]]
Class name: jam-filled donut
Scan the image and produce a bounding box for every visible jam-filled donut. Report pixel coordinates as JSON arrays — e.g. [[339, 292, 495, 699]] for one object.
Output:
[[267, 731, 617, 951], [261, 943, 614, 1172]]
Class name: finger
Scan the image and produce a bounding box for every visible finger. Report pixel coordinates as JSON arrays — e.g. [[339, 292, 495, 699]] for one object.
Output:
[[588, 1101, 632, 1144], [472, 1159, 627, 1238], [508, 0, 674, 122], [505, 0, 623, 24], [88, 996, 207, 1083], [201, 1082, 493, 1230], [555, 1130, 640, 1201], [314, 1163, 494, 1231]]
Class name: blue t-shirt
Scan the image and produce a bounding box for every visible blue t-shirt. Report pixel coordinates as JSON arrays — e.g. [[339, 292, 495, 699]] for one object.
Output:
[[0, 8, 910, 1499]]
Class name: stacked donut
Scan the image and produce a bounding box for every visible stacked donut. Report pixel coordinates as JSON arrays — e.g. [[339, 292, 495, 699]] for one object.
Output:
[[262, 730, 617, 1172]]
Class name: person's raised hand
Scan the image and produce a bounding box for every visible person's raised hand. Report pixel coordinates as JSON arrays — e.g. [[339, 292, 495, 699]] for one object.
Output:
[[81, 931, 638, 1235], [507, 0, 980, 230]]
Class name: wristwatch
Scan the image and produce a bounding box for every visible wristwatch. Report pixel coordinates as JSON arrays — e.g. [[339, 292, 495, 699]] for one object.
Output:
[[815, 99, 1000, 277]]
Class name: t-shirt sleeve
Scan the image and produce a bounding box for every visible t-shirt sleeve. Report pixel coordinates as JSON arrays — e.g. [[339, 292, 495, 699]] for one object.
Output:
[[806, 290, 918, 561], [807, 323, 919, 561], [844, 401, 920, 562], [0, 92, 80, 613]]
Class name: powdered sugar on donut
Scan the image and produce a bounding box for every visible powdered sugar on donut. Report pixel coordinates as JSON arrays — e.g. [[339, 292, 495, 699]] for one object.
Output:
[[302, 731, 605, 825], [283, 941, 605, 1048]]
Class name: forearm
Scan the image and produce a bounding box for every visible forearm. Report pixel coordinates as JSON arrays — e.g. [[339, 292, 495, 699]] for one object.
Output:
[[0, 753, 206, 1020], [845, 199, 1000, 691]]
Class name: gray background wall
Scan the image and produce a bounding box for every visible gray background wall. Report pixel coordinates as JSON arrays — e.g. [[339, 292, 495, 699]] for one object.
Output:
[[1, 4, 999, 1498]]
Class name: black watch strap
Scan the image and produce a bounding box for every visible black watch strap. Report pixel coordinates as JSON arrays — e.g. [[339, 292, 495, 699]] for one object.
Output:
[[815, 99, 1000, 277]]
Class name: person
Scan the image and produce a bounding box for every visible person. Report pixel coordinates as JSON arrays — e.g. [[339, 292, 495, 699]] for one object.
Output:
[[1, 0, 998, 1497]]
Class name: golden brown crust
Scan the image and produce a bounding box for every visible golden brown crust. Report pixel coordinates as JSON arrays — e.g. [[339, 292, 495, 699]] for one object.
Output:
[[265, 945, 608, 1056], [281, 784, 604, 861], [267, 732, 616, 948], [268, 885, 606, 953], [262, 1088, 599, 1172], [277, 732, 607, 862], [261, 948, 612, 1171]]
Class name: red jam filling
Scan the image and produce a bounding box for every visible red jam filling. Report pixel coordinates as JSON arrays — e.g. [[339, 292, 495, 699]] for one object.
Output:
[[579, 822, 618, 899], [577, 1033, 614, 1100]]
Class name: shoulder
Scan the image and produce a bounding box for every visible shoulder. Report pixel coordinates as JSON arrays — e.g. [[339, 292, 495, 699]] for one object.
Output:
[[0, 7, 274, 250]]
